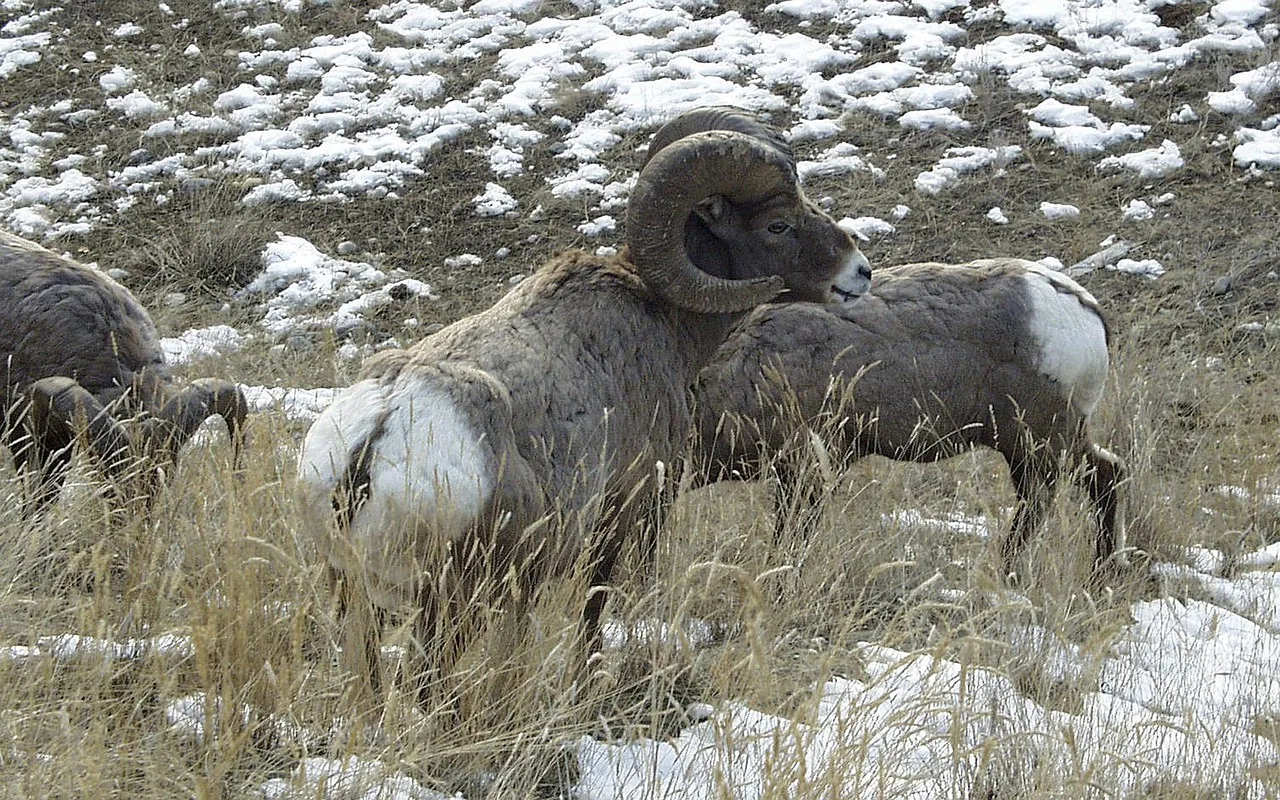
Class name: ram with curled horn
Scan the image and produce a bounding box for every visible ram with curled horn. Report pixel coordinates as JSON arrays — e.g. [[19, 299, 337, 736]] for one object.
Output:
[[1, 231, 248, 515], [296, 106, 873, 717]]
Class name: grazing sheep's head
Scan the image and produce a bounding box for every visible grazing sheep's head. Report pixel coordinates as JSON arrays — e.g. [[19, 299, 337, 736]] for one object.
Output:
[[632, 107, 872, 312], [26, 372, 248, 507]]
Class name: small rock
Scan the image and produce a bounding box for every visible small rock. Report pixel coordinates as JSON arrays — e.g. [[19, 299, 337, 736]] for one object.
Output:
[[179, 177, 215, 196], [1067, 240, 1132, 278], [1231, 322, 1279, 343], [335, 240, 359, 257], [284, 333, 313, 353], [336, 319, 376, 340], [1209, 275, 1234, 296], [686, 702, 715, 722], [163, 292, 186, 308], [444, 253, 482, 270]]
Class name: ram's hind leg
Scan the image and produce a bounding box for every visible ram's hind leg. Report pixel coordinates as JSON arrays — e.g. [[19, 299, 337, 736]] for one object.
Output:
[[1001, 452, 1059, 581], [409, 559, 480, 723], [331, 566, 388, 726], [1082, 443, 1126, 571], [410, 527, 532, 729]]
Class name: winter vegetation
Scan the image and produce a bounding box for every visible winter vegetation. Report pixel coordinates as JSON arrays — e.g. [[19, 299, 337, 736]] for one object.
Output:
[[0, 0, 1278, 798]]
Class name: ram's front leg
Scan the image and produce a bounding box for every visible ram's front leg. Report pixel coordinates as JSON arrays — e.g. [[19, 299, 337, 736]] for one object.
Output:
[[772, 429, 839, 552], [12, 403, 76, 519], [1001, 450, 1060, 582], [579, 474, 669, 665]]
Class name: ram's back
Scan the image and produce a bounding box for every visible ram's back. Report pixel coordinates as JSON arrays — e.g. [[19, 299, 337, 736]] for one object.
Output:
[[695, 259, 1107, 469], [368, 251, 696, 507], [300, 250, 705, 607], [0, 233, 165, 417]]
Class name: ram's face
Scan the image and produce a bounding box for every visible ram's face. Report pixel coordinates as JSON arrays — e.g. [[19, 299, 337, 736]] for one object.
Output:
[[693, 192, 872, 304]]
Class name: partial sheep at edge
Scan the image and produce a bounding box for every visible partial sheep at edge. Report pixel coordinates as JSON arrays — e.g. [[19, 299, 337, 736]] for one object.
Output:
[[0, 230, 247, 515]]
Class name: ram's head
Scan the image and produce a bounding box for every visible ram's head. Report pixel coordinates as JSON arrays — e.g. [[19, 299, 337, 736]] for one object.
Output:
[[633, 106, 873, 310], [22, 372, 247, 512]]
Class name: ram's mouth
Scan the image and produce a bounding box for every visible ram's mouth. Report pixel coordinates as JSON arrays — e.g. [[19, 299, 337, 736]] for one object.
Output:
[[832, 285, 865, 303]]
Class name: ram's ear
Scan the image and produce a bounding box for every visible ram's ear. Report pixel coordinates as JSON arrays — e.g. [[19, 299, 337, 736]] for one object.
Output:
[[693, 195, 727, 225]]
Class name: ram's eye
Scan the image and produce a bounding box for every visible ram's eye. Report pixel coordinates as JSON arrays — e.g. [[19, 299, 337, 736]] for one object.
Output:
[[766, 221, 791, 234]]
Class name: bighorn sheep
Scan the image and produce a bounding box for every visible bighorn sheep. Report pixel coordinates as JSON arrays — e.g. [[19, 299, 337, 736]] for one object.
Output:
[[691, 258, 1125, 577], [0, 231, 248, 514], [296, 107, 873, 710]]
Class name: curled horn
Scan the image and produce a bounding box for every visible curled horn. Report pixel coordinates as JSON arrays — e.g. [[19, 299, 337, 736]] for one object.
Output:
[[27, 376, 134, 476], [156, 379, 249, 464], [627, 130, 798, 314], [644, 106, 794, 166]]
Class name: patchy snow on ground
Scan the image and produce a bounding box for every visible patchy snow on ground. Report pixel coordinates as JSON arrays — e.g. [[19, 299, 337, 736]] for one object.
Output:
[[161, 324, 246, 364], [5, 545, 1274, 799], [237, 234, 436, 337], [576, 596, 1280, 797], [2, 0, 1277, 241], [0, 632, 195, 663]]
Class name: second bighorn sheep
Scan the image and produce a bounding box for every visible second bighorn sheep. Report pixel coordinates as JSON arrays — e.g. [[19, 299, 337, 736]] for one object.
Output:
[[691, 258, 1125, 576], [0, 231, 248, 514], [296, 107, 873, 709]]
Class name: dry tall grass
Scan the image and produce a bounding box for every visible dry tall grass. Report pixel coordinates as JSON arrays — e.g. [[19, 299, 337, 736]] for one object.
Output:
[[1, 321, 1275, 797]]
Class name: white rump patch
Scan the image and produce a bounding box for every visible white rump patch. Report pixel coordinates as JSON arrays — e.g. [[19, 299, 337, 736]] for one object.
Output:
[[1021, 265, 1109, 414], [361, 378, 493, 539], [297, 376, 494, 605], [297, 378, 387, 504]]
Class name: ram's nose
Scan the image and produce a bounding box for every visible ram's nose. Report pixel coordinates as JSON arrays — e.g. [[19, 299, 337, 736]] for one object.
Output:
[[831, 250, 872, 303]]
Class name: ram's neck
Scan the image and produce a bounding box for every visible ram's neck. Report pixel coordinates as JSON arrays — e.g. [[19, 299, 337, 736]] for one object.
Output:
[[667, 308, 745, 381], [665, 221, 756, 374]]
